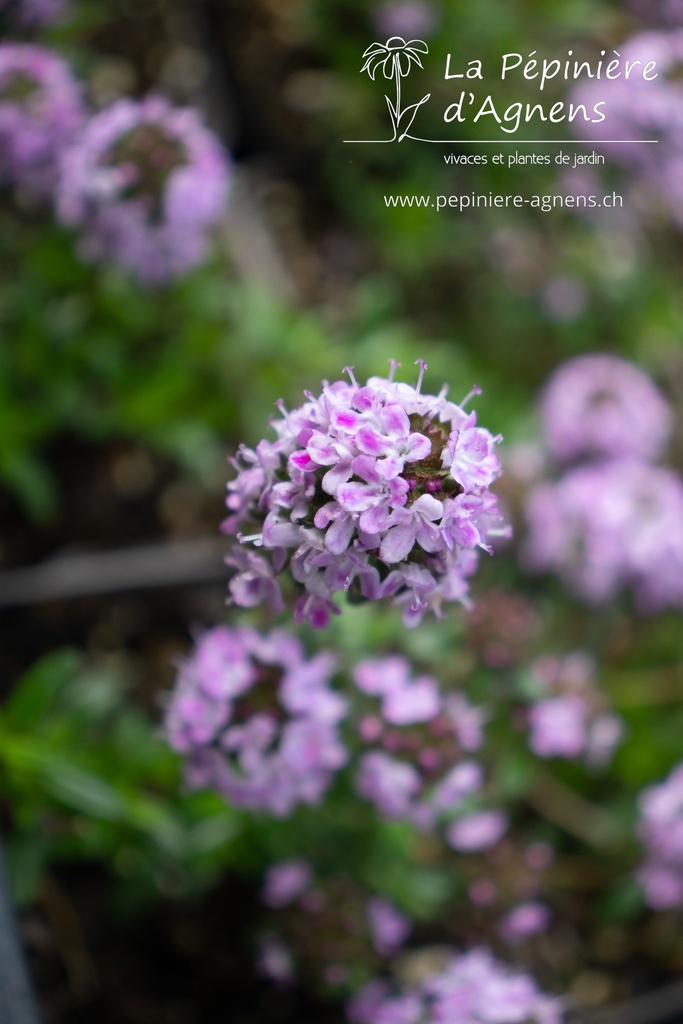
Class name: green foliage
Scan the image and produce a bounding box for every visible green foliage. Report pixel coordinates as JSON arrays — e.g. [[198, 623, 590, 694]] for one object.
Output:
[[0, 650, 241, 906]]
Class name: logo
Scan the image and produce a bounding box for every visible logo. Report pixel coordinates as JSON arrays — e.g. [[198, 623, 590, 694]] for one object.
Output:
[[345, 38, 661, 145], [357, 36, 431, 142]]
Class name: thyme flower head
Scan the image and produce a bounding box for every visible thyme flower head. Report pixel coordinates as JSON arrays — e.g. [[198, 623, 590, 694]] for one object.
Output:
[[224, 361, 508, 628], [0, 43, 83, 197], [57, 95, 230, 286], [164, 626, 347, 817]]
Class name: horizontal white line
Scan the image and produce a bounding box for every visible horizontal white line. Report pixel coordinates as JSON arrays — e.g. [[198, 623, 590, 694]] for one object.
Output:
[[344, 139, 659, 144]]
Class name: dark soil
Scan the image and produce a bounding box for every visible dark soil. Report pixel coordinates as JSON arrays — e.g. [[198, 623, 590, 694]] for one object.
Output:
[[22, 865, 344, 1024]]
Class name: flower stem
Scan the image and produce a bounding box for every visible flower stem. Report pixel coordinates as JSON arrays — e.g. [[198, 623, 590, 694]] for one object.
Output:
[[395, 61, 402, 127]]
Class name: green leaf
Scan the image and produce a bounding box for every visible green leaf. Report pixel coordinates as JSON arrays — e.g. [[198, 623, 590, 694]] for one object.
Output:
[[40, 759, 127, 821], [400, 869, 455, 918], [187, 813, 239, 856], [2, 649, 81, 731], [63, 668, 123, 723], [0, 450, 58, 522]]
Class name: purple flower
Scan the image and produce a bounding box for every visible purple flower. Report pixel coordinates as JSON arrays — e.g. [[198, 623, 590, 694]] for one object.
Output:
[[0, 43, 83, 198], [571, 30, 683, 226], [499, 902, 551, 945], [442, 413, 504, 492], [262, 860, 313, 908], [224, 361, 507, 628], [0, 0, 68, 25], [539, 354, 672, 464], [523, 460, 683, 611], [57, 95, 230, 286], [637, 763, 683, 909], [523, 654, 622, 765], [430, 760, 483, 810], [356, 745, 485, 832], [572, 31, 683, 160], [446, 809, 508, 852], [352, 656, 488, 833], [354, 656, 441, 725], [528, 696, 589, 759], [356, 751, 422, 819], [259, 875, 415, 994], [585, 713, 625, 768], [373, 2, 438, 40], [379, 493, 445, 564], [347, 947, 564, 1024], [444, 693, 486, 751], [257, 934, 295, 984], [367, 897, 411, 957], [164, 626, 346, 817]]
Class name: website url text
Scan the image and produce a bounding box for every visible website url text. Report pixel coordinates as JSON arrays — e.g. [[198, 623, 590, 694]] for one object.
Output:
[[383, 192, 623, 212]]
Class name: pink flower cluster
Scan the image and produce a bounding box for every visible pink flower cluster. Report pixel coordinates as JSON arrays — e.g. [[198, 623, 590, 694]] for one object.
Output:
[[0, 43, 82, 198], [467, 841, 554, 945], [522, 354, 683, 612], [524, 654, 623, 765], [258, 860, 411, 987], [637, 763, 683, 910], [58, 96, 230, 286], [526, 461, 683, 610], [0, 37, 229, 282], [572, 30, 683, 227], [224, 361, 507, 628], [347, 947, 564, 1024], [538, 354, 672, 465], [352, 655, 507, 850], [164, 625, 347, 817]]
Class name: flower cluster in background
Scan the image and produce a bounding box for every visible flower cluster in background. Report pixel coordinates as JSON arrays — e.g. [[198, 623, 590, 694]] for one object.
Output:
[[258, 860, 412, 990], [348, 947, 564, 1024], [521, 353, 683, 611], [572, 29, 683, 226], [57, 97, 230, 286], [163, 626, 511, 852], [164, 625, 347, 816], [537, 353, 672, 464], [0, 38, 230, 284], [461, 837, 554, 944], [522, 653, 623, 766], [637, 763, 683, 909], [352, 655, 506, 847], [224, 361, 507, 628], [0, 43, 82, 198]]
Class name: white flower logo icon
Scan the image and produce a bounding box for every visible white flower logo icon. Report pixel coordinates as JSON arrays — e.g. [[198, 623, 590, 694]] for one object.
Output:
[[360, 36, 431, 141]]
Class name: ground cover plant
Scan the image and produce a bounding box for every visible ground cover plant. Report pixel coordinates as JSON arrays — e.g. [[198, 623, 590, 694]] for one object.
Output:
[[2, 1, 683, 1022]]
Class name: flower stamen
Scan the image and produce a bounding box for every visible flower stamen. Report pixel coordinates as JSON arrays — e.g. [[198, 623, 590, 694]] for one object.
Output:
[[414, 358, 428, 394], [344, 365, 359, 388]]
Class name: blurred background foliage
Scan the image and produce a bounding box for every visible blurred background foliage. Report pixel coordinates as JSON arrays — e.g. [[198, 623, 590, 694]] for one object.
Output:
[[2, 0, 683, 1021]]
